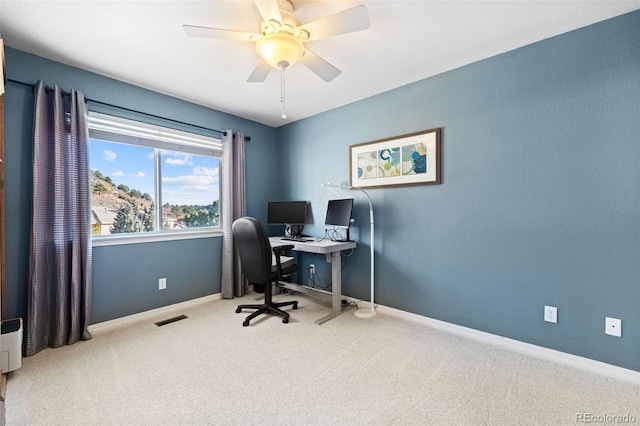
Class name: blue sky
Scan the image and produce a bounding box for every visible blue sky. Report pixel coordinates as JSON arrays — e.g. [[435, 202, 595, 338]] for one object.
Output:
[[89, 139, 220, 206]]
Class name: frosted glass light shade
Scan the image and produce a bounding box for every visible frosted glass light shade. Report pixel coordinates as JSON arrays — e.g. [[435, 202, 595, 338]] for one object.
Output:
[[256, 33, 304, 69]]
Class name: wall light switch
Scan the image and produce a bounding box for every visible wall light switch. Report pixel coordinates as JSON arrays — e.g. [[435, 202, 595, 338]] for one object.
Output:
[[605, 317, 622, 337]]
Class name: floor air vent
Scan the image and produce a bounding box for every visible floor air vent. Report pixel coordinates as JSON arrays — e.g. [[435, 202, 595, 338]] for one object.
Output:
[[155, 315, 188, 327]]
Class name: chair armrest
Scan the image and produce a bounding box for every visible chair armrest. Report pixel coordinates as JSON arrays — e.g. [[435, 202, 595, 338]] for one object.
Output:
[[272, 245, 295, 280], [273, 245, 294, 255]]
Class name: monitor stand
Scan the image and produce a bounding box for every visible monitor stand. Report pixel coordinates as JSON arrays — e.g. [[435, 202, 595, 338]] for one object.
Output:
[[331, 227, 351, 243], [282, 224, 311, 242]]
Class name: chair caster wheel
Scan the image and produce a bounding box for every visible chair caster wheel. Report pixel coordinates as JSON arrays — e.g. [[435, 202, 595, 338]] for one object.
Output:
[[293, 303, 298, 310], [243, 320, 250, 327], [282, 317, 289, 324], [236, 308, 242, 313]]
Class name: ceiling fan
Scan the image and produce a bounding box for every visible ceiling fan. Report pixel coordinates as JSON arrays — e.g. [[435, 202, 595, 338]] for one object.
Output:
[[183, 0, 371, 84]]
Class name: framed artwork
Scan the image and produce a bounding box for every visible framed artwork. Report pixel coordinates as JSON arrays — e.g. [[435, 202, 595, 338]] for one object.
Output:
[[350, 128, 441, 188]]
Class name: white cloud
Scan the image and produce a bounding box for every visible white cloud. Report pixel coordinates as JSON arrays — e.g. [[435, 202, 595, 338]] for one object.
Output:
[[131, 172, 145, 178], [165, 153, 193, 166], [103, 150, 117, 161], [112, 171, 124, 177], [192, 166, 218, 176], [162, 171, 220, 205], [162, 174, 218, 191]]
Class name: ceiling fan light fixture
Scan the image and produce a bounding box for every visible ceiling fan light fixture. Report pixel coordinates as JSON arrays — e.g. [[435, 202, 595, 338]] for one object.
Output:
[[256, 32, 304, 69]]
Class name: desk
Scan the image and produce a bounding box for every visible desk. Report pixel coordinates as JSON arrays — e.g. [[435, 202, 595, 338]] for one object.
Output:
[[269, 236, 356, 324]]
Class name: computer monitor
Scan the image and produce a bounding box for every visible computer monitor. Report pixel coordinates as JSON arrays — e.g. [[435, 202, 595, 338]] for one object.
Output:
[[267, 201, 308, 238], [325, 198, 354, 229]]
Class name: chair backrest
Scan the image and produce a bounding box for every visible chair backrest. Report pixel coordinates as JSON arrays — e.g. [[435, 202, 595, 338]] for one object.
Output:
[[231, 217, 272, 284]]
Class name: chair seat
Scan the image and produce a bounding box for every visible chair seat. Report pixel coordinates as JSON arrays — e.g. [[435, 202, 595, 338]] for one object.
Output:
[[271, 255, 295, 273]]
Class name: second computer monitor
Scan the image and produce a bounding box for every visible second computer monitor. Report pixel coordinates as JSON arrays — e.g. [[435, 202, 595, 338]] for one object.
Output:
[[325, 198, 354, 229]]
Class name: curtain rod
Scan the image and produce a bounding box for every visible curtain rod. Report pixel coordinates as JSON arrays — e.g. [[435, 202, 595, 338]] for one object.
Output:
[[7, 78, 251, 141]]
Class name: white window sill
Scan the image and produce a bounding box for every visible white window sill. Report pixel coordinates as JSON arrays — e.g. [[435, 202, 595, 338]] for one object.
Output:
[[92, 228, 223, 247]]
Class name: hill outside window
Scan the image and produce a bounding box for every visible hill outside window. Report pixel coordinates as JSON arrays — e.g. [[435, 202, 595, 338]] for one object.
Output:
[[88, 112, 222, 245]]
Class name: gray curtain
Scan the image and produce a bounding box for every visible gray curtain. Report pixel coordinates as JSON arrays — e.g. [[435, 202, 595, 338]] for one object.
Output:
[[221, 131, 246, 299], [26, 82, 92, 357]]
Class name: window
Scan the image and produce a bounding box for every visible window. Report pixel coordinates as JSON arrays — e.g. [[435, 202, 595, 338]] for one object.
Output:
[[88, 112, 222, 242]]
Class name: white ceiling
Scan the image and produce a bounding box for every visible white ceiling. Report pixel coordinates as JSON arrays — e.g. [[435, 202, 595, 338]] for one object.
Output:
[[2, 1, 640, 128]]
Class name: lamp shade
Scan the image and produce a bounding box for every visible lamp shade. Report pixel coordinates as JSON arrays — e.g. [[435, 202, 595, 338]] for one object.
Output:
[[256, 33, 304, 69]]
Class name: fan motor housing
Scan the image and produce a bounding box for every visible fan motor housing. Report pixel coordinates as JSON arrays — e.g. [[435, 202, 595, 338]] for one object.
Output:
[[260, 10, 301, 36]]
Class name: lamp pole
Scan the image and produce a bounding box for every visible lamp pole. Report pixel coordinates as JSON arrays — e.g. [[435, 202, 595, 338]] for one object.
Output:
[[322, 183, 376, 318]]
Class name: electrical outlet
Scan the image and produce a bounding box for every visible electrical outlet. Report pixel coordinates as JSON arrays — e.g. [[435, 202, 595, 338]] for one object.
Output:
[[605, 317, 622, 337], [309, 264, 315, 274], [159, 278, 167, 290], [544, 305, 557, 323]]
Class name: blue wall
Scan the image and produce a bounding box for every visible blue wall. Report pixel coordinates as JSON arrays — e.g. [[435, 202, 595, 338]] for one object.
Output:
[[3, 47, 278, 323], [276, 11, 640, 371]]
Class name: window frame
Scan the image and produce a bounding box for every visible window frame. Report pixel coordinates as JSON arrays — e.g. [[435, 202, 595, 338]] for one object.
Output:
[[88, 112, 223, 246]]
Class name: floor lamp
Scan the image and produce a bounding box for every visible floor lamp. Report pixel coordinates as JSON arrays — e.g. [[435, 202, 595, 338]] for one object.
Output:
[[322, 183, 376, 318]]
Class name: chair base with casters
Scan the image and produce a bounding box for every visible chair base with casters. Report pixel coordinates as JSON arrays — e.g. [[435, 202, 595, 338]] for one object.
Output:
[[235, 284, 298, 326]]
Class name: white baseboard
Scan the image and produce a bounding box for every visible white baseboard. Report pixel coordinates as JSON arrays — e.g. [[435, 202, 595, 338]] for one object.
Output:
[[373, 302, 640, 385], [88, 293, 221, 335]]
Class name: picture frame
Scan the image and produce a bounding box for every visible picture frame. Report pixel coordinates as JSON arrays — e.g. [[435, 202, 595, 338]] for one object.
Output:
[[349, 128, 441, 188]]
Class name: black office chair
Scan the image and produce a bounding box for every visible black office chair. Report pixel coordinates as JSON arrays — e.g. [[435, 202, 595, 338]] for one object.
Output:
[[232, 217, 299, 326]]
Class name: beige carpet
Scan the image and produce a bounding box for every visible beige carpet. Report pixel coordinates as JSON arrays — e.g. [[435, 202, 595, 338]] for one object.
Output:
[[5, 294, 640, 425]]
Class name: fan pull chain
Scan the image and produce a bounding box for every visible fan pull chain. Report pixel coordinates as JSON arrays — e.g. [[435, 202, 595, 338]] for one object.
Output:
[[280, 67, 287, 119]]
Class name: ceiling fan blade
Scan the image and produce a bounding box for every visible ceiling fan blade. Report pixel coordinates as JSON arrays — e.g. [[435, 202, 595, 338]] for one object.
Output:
[[254, 0, 283, 25], [247, 59, 272, 82], [296, 5, 370, 42], [299, 49, 341, 82], [183, 25, 259, 42]]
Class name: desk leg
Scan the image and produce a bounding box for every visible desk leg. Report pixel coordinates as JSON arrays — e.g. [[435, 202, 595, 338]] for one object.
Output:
[[314, 251, 350, 324]]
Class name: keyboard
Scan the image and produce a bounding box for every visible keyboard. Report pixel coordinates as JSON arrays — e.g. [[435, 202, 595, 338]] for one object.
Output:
[[281, 237, 312, 242]]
